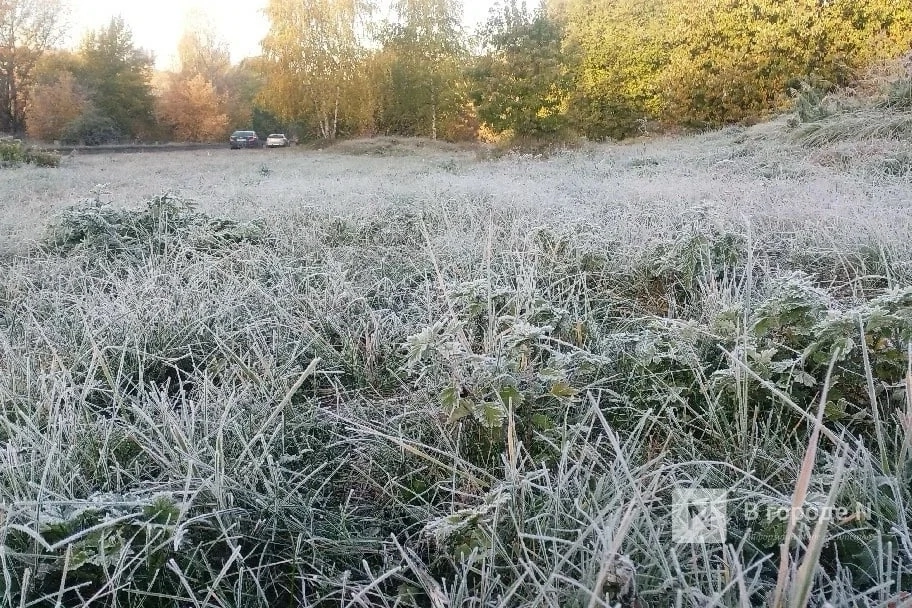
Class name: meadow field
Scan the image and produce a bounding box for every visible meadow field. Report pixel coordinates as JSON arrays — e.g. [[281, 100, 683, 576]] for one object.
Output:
[[2, 110, 912, 606]]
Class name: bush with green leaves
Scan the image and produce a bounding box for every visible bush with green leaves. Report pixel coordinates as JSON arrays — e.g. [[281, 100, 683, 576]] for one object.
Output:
[[790, 80, 833, 124], [61, 111, 121, 146], [45, 192, 269, 258], [0, 139, 60, 168], [403, 281, 608, 466], [0, 139, 25, 165], [24, 147, 61, 167]]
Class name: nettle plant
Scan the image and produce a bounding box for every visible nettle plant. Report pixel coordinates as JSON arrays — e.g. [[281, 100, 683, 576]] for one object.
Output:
[[708, 273, 835, 412], [403, 278, 608, 466], [712, 274, 912, 432], [709, 278, 912, 587], [4, 493, 182, 606]]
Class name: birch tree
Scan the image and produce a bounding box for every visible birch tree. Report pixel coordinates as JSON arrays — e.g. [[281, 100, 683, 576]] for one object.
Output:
[[176, 13, 231, 88], [376, 0, 464, 138], [260, 0, 370, 139]]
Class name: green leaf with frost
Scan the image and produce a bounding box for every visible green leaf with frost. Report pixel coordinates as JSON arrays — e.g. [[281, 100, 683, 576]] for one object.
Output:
[[793, 371, 817, 387], [476, 402, 507, 429], [532, 413, 554, 430], [441, 386, 474, 423], [549, 381, 578, 398], [498, 385, 523, 408], [537, 367, 565, 382]]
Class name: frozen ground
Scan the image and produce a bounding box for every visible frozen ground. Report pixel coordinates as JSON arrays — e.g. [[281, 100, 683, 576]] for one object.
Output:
[[4, 127, 911, 257], [3, 123, 912, 606]]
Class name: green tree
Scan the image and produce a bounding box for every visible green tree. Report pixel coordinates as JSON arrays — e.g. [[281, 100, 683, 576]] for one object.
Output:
[[562, 0, 666, 139], [375, 0, 464, 138], [224, 58, 267, 131], [76, 17, 157, 139], [470, 0, 570, 138]]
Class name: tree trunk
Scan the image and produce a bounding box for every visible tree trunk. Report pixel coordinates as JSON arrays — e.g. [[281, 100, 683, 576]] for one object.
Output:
[[8, 62, 18, 132], [332, 85, 339, 140], [0, 60, 13, 133], [431, 102, 437, 140]]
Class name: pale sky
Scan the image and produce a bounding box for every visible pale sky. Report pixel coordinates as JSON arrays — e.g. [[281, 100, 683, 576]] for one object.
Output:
[[67, 0, 500, 70]]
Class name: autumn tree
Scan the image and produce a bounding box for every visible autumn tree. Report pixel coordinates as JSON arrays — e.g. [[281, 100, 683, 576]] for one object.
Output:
[[176, 12, 231, 87], [155, 74, 229, 141], [470, 0, 570, 138], [75, 17, 156, 139], [260, 0, 372, 139], [0, 0, 64, 133], [25, 71, 88, 140], [375, 0, 464, 138], [176, 10, 260, 126], [26, 49, 115, 144], [154, 14, 234, 140], [562, 0, 912, 135]]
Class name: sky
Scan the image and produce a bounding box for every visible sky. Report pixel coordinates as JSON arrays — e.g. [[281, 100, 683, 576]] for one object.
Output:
[[68, 0, 500, 70]]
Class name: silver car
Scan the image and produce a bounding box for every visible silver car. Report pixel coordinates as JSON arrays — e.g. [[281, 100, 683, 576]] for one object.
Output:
[[266, 134, 289, 148]]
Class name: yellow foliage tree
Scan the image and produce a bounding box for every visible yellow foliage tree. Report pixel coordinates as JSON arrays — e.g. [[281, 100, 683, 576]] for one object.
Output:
[[562, 0, 668, 138], [260, 0, 372, 139], [155, 74, 229, 142], [658, 0, 912, 125], [25, 71, 87, 141]]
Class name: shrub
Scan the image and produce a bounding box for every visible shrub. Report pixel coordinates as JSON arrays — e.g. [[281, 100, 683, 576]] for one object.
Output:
[[790, 81, 831, 123], [881, 78, 912, 110], [45, 193, 269, 257], [0, 139, 61, 168], [24, 147, 61, 167], [61, 111, 120, 146], [0, 139, 25, 166]]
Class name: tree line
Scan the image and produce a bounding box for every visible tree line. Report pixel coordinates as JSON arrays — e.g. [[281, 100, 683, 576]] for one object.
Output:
[[3, 0, 910, 144]]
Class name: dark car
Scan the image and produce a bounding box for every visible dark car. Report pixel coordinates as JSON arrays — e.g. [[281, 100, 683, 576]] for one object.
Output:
[[229, 130, 261, 149]]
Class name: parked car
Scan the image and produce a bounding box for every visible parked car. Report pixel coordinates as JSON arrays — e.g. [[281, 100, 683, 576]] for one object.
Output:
[[229, 130, 261, 149], [266, 133, 289, 148]]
